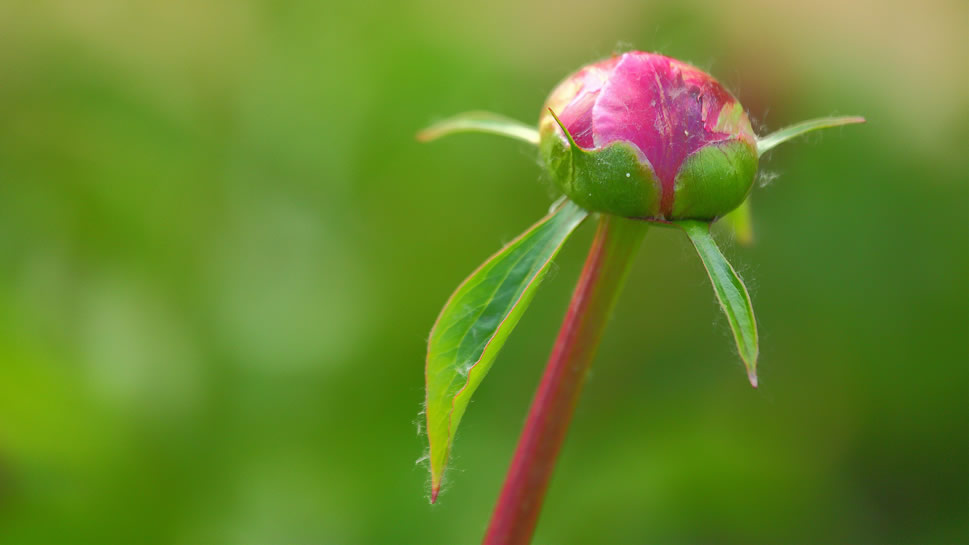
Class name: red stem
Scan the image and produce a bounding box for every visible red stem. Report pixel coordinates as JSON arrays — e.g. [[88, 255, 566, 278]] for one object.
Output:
[[482, 214, 648, 545]]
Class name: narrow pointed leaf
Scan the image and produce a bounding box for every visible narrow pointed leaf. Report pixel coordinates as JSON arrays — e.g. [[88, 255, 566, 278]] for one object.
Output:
[[721, 198, 754, 246], [677, 220, 759, 387], [417, 111, 540, 145], [425, 201, 588, 500], [757, 116, 865, 156]]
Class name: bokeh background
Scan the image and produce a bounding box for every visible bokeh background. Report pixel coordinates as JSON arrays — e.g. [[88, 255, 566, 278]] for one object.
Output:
[[0, 1, 966, 543]]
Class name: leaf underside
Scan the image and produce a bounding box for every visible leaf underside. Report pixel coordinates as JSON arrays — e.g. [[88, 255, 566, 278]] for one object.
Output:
[[677, 220, 759, 387], [720, 198, 754, 246], [424, 201, 588, 500], [756, 116, 865, 156], [417, 111, 540, 145]]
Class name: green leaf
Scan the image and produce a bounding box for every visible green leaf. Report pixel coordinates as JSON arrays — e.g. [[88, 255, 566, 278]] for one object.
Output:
[[756, 116, 865, 156], [677, 220, 759, 387], [417, 111, 540, 145], [424, 201, 588, 500], [720, 198, 754, 246]]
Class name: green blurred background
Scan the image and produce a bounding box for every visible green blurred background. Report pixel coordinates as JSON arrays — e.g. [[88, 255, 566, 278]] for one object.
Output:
[[0, 1, 966, 543]]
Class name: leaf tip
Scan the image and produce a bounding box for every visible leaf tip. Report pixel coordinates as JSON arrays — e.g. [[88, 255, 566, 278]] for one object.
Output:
[[547, 108, 580, 152], [747, 368, 759, 389], [429, 462, 444, 503]]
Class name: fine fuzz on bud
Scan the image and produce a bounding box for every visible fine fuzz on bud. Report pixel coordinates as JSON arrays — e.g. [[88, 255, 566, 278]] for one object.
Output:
[[539, 51, 758, 221]]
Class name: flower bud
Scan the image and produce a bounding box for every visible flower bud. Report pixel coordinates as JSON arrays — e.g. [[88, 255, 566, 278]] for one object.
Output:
[[539, 52, 758, 221]]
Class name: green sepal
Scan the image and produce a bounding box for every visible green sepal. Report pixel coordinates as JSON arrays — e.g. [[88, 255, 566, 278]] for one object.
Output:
[[417, 111, 540, 145], [543, 109, 662, 218], [672, 140, 758, 220], [424, 200, 589, 501], [676, 220, 759, 387]]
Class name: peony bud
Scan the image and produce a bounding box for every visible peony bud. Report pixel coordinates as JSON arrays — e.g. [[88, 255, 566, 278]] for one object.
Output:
[[539, 51, 758, 221], [418, 52, 864, 510]]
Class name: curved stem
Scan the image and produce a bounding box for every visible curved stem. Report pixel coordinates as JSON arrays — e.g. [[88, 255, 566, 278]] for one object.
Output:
[[483, 214, 648, 545]]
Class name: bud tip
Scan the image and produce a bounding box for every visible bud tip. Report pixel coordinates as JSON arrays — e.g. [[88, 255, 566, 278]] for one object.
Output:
[[747, 369, 759, 389]]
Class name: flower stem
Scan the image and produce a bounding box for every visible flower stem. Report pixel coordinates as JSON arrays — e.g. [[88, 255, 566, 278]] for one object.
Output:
[[482, 213, 648, 545]]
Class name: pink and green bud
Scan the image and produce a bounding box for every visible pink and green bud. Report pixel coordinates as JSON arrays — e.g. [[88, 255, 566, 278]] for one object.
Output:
[[417, 51, 863, 514], [539, 51, 758, 221]]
